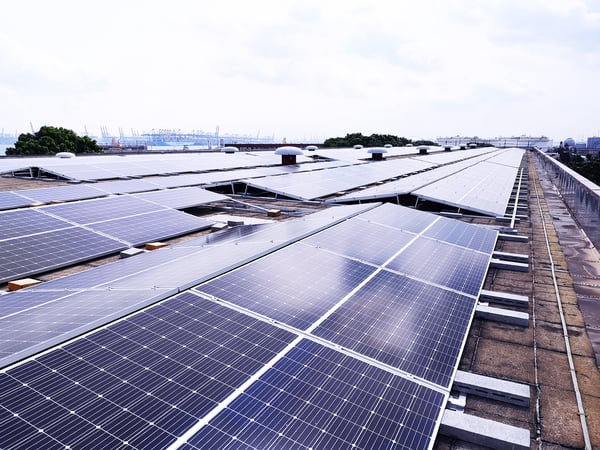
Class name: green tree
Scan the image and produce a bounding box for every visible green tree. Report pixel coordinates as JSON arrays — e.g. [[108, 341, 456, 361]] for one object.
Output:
[[6, 126, 103, 156], [323, 133, 411, 148]]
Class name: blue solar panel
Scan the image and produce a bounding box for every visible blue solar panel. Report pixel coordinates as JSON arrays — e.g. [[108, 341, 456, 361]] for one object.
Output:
[[0, 209, 73, 240], [43, 195, 164, 224], [185, 339, 445, 450], [195, 243, 377, 330], [86, 209, 214, 246], [0, 191, 33, 210], [16, 184, 107, 204], [312, 270, 476, 387], [303, 217, 415, 266], [423, 219, 498, 253], [0, 292, 297, 449], [92, 178, 162, 194], [0, 228, 127, 284], [0, 288, 175, 367], [385, 237, 492, 296], [357, 202, 438, 233]]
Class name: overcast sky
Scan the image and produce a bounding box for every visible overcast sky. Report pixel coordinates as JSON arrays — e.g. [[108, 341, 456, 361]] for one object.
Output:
[[1, 0, 599, 143]]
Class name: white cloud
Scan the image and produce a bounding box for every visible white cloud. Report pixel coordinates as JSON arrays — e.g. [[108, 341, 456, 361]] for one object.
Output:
[[1, 0, 599, 142]]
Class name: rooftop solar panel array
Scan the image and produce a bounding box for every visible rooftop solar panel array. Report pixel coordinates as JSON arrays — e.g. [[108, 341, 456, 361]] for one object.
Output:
[[244, 158, 434, 200], [0, 193, 219, 284], [0, 203, 497, 449], [414, 151, 525, 216]]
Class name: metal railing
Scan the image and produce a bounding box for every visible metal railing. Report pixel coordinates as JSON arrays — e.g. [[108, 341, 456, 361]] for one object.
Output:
[[535, 149, 600, 250]]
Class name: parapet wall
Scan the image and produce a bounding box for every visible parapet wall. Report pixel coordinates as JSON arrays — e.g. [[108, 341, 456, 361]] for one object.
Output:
[[535, 149, 600, 249]]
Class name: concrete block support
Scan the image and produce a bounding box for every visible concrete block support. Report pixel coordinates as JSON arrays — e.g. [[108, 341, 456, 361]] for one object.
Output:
[[440, 409, 530, 450]]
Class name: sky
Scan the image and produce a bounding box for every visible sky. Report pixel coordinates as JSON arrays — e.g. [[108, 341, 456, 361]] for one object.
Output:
[[1, 0, 599, 143]]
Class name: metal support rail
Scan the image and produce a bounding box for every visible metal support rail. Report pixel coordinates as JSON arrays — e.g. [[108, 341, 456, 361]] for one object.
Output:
[[533, 171, 592, 450], [510, 167, 524, 230]]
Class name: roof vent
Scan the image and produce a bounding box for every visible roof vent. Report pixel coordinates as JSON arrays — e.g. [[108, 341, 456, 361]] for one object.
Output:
[[353, 144, 363, 149], [55, 152, 76, 158], [305, 145, 318, 151], [417, 145, 429, 154], [384, 144, 392, 148], [275, 146, 303, 165], [221, 146, 239, 154], [367, 147, 388, 161]]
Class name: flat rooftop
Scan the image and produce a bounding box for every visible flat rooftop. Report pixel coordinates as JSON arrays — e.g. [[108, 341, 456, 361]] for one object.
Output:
[[0, 149, 598, 449]]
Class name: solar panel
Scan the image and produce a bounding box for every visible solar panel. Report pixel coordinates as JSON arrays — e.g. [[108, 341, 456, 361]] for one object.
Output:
[[303, 217, 415, 266], [195, 243, 377, 330], [0, 191, 34, 210], [43, 195, 165, 224], [357, 202, 438, 234], [92, 179, 163, 195], [0, 288, 174, 367], [312, 270, 476, 387], [185, 339, 445, 450], [15, 184, 107, 204], [422, 218, 498, 253], [0, 227, 127, 284], [384, 237, 492, 296], [133, 187, 228, 209], [85, 209, 214, 246], [0, 209, 74, 240], [0, 292, 297, 449]]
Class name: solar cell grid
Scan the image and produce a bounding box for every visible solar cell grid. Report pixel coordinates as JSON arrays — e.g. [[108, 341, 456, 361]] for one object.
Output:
[[195, 243, 377, 330], [0, 288, 174, 367], [185, 339, 445, 450], [0, 192, 33, 210], [15, 184, 107, 204], [423, 219, 498, 253], [0, 227, 127, 284], [86, 209, 214, 246], [0, 292, 297, 449], [303, 217, 415, 266], [312, 270, 476, 387], [0, 209, 74, 240], [385, 237, 492, 296], [43, 195, 165, 225], [357, 202, 438, 233]]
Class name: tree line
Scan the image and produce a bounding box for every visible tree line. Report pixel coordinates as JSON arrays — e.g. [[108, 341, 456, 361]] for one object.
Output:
[[557, 148, 600, 185], [5, 126, 103, 156], [323, 133, 436, 148]]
